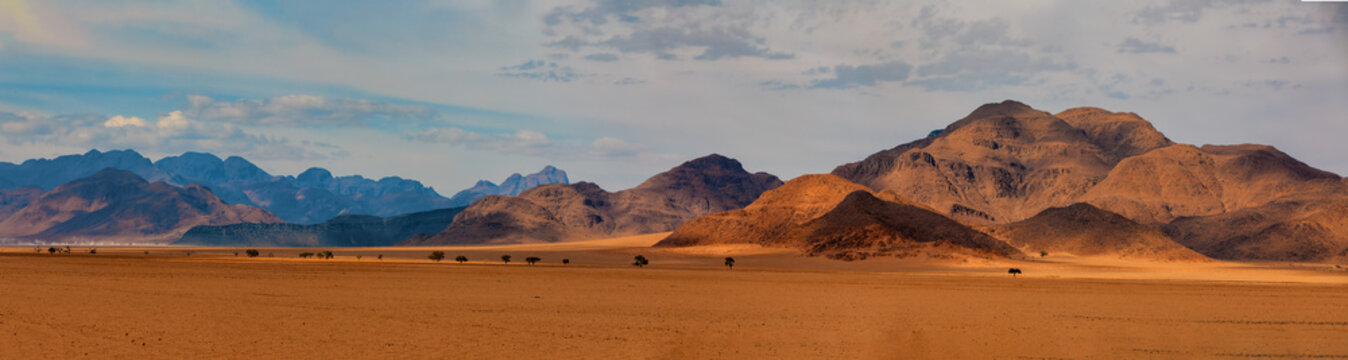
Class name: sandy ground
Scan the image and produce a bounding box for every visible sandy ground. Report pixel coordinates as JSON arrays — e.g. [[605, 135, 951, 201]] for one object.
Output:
[[3, 235, 1347, 359]]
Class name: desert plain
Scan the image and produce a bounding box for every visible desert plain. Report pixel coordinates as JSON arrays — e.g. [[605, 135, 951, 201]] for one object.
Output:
[[2, 233, 1346, 359]]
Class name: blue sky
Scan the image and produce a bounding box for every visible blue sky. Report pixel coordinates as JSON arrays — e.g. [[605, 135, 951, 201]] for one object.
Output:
[[0, 0, 1345, 193]]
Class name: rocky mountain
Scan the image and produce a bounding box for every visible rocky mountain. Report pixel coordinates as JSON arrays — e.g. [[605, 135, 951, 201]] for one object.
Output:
[[1080, 144, 1342, 224], [0, 149, 567, 224], [176, 206, 466, 247], [656, 174, 1022, 261], [831, 100, 1348, 262], [446, 166, 569, 206], [401, 154, 783, 245], [832, 101, 1166, 224], [0, 169, 281, 244], [984, 203, 1208, 262]]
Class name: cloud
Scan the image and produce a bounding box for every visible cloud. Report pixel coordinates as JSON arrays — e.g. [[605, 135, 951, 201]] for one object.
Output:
[[542, 1, 791, 61], [1117, 38, 1176, 54], [908, 49, 1075, 91], [0, 110, 344, 161], [543, 0, 723, 27], [550, 26, 794, 61], [184, 95, 436, 127], [104, 115, 147, 127], [497, 59, 581, 82], [1133, 0, 1272, 24], [403, 127, 665, 161], [583, 53, 619, 62], [808, 61, 913, 89]]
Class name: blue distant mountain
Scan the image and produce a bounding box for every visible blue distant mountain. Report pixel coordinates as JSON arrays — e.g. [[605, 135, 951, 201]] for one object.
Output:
[[0, 149, 568, 224]]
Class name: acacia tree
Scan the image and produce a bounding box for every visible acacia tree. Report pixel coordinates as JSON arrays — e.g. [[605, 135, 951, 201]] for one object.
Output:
[[501, 255, 512, 264], [245, 249, 260, 258], [429, 251, 446, 262], [1008, 268, 1022, 278], [298, 252, 314, 259], [47, 247, 56, 255], [633, 255, 649, 268], [455, 255, 468, 263], [525, 256, 541, 265], [724, 257, 735, 269]]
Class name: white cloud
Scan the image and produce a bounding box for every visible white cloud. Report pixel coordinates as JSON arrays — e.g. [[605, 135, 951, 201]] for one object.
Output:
[[103, 115, 147, 127]]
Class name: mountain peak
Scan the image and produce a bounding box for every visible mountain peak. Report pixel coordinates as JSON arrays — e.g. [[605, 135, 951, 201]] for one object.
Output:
[[966, 100, 1035, 118]]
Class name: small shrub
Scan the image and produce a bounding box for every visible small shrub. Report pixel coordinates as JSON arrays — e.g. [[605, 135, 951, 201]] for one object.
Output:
[[501, 255, 512, 264], [633, 255, 649, 267], [562, 258, 570, 265], [724, 257, 735, 269], [377, 254, 383, 260], [89, 249, 97, 255], [356, 255, 363, 260], [1039, 251, 1048, 258], [245, 249, 260, 258], [429, 251, 446, 262], [525, 256, 541, 265], [233, 252, 239, 257], [455, 255, 468, 263]]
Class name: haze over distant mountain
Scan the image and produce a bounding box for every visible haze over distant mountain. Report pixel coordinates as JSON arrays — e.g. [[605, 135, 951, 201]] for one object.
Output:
[[401, 154, 782, 245], [176, 206, 465, 247], [832, 100, 1348, 262], [0, 169, 280, 244], [0, 150, 567, 224], [447, 166, 569, 207], [656, 174, 1022, 261]]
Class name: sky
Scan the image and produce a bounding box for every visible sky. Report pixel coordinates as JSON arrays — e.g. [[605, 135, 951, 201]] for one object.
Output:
[[0, 0, 1345, 194]]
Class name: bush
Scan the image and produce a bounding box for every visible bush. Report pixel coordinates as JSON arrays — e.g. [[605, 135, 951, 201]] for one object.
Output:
[[89, 249, 97, 255], [1039, 251, 1048, 257], [320, 250, 334, 260], [501, 255, 512, 264], [724, 257, 735, 268], [47, 247, 56, 255], [525, 256, 541, 265], [298, 252, 315, 259], [245, 249, 260, 258], [377, 254, 383, 260], [633, 255, 649, 267], [562, 258, 570, 265], [429, 251, 446, 262], [455, 255, 468, 263]]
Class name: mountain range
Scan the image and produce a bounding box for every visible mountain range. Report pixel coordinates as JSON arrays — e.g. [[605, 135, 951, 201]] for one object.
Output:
[[2, 100, 1343, 263], [400, 154, 783, 245], [0, 150, 567, 224], [0, 169, 281, 244]]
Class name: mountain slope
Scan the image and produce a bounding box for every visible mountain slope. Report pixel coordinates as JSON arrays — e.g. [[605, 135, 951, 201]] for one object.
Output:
[[0, 169, 280, 243], [1081, 144, 1342, 224], [176, 206, 466, 247], [984, 203, 1208, 262], [1163, 196, 1348, 262], [656, 174, 1021, 261], [401, 154, 782, 245]]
